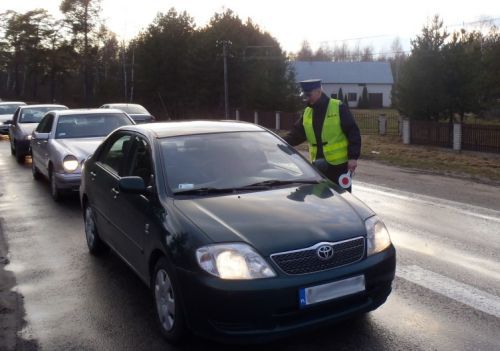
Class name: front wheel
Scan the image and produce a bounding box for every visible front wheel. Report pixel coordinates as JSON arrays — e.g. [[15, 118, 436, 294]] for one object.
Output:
[[84, 204, 107, 255], [32, 157, 42, 180], [153, 257, 187, 343], [49, 169, 62, 201], [15, 141, 25, 163]]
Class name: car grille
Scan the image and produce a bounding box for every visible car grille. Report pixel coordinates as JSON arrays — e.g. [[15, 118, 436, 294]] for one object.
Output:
[[270, 237, 365, 275]]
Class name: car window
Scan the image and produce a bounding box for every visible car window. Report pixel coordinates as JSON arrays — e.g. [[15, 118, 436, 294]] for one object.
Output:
[[99, 134, 134, 176], [127, 136, 154, 185], [36, 114, 54, 133], [19, 106, 65, 123], [12, 108, 20, 123], [160, 131, 321, 192], [55, 113, 132, 139], [0, 104, 21, 115]]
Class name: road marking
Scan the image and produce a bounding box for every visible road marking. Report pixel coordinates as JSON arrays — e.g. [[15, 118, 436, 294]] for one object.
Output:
[[397, 265, 500, 319], [354, 181, 500, 223], [390, 227, 500, 281]]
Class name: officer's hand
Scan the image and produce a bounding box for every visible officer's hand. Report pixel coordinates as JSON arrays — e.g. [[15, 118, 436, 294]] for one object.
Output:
[[347, 159, 358, 175]]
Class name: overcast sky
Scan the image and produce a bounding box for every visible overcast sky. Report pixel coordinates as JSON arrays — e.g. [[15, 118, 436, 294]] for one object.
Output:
[[2, 0, 499, 55]]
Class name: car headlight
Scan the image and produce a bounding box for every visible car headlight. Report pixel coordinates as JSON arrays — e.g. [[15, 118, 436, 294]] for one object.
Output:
[[25, 135, 32, 140], [196, 243, 276, 280], [365, 216, 392, 256], [63, 155, 79, 172]]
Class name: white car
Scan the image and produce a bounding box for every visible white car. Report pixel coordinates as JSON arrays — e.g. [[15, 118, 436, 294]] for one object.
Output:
[[0, 101, 26, 134]]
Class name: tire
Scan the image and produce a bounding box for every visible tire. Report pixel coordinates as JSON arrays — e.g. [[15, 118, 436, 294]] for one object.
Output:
[[10, 139, 15, 155], [14, 141, 24, 163], [153, 257, 187, 343], [84, 204, 107, 255], [49, 168, 62, 201], [16, 151, 25, 164], [32, 157, 42, 180]]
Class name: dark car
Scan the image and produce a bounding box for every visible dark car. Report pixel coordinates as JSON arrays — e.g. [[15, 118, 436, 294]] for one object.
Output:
[[100, 103, 155, 124], [79, 121, 395, 343]]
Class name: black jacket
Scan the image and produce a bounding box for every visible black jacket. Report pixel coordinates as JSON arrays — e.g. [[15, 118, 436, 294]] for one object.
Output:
[[283, 93, 361, 160]]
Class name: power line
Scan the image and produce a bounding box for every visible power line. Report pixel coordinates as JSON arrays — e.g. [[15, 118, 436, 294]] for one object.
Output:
[[307, 17, 500, 47]]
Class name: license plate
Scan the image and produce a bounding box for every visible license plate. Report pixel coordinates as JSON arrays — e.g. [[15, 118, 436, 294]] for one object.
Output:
[[299, 275, 365, 307]]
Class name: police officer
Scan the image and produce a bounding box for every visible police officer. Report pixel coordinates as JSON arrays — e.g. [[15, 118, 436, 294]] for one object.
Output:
[[283, 79, 361, 192]]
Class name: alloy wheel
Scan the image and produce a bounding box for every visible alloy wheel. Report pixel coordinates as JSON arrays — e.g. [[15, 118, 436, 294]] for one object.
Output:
[[155, 269, 176, 332]]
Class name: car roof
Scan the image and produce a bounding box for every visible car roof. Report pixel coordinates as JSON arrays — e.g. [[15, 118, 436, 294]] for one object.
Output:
[[20, 104, 66, 109], [55, 108, 129, 116], [0, 101, 26, 105], [103, 103, 143, 107], [117, 120, 266, 138]]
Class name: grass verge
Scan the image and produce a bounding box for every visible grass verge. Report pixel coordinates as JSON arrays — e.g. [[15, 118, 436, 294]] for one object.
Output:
[[361, 135, 500, 184], [276, 131, 500, 184]]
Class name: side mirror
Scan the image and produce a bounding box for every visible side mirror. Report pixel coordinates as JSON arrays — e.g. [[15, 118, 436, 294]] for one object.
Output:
[[119, 176, 146, 194], [5, 120, 12, 124], [33, 132, 49, 140]]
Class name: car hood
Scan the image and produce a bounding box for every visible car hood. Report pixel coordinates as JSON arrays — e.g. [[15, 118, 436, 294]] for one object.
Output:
[[18, 123, 39, 135], [174, 182, 373, 256], [0, 114, 13, 122], [52, 137, 104, 160]]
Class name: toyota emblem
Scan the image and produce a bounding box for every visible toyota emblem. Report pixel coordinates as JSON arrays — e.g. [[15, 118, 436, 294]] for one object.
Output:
[[316, 245, 334, 260]]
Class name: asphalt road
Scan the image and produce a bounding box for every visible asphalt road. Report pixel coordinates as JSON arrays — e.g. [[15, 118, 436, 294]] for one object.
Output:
[[0, 138, 499, 351]]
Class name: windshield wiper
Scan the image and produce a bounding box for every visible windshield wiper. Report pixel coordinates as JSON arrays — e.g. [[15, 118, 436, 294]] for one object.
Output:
[[174, 187, 236, 195], [241, 179, 320, 188]]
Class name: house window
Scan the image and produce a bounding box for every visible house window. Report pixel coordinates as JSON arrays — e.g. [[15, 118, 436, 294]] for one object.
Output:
[[348, 93, 357, 102], [330, 93, 338, 99]]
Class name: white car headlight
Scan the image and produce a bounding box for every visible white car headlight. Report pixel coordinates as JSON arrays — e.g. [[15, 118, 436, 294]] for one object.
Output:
[[196, 243, 276, 280], [63, 155, 79, 172], [25, 134, 32, 140], [365, 216, 392, 256]]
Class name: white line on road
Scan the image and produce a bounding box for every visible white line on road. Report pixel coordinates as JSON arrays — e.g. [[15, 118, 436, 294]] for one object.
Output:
[[397, 265, 500, 319], [354, 181, 500, 223]]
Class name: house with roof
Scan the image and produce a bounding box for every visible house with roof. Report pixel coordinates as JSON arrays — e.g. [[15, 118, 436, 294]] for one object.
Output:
[[291, 61, 394, 108]]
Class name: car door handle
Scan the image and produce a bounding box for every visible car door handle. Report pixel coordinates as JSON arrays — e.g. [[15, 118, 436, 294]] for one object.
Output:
[[111, 187, 120, 199]]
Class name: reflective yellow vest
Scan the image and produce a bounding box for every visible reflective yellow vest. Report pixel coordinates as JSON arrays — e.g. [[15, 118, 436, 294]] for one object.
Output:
[[302, 98, 349, 165]]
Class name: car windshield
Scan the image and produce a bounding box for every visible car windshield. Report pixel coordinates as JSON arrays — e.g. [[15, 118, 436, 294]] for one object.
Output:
[[0, 104, 22, 115], [160, 131, 322, 193], [19, 107, 65, 123], [55, 113, 132, 139], [113, 105, 148, 114]]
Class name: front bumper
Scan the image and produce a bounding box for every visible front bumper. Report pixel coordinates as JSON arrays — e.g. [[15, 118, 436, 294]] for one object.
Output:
[[176, 245, 396, 342], [54, 172, 82, 191]]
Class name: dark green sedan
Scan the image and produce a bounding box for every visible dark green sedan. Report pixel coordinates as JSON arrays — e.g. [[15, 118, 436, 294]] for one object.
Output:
[[79, 121, 395, 343]]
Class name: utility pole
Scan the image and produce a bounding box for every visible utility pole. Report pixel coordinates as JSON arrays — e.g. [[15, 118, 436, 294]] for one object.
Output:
[[121, 41, 128, 101], [217, 40, 232, 119], [130, 47, 135, 102]]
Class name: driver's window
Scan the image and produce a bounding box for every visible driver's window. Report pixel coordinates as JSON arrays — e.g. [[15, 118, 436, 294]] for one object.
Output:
[[36, 115, 54, 133], [99, 134, 133, 176], [128, 137, 153, 186], [12, 109, 20, 124]]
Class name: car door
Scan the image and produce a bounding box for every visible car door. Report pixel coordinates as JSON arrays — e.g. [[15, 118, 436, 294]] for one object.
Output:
[[31, 114, 54, 177], [90, 133, 134, 251], [114, 134, 158, 277]]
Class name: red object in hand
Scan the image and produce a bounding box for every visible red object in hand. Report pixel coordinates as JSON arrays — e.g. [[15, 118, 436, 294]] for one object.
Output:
[[338, 171, 352, 189]]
